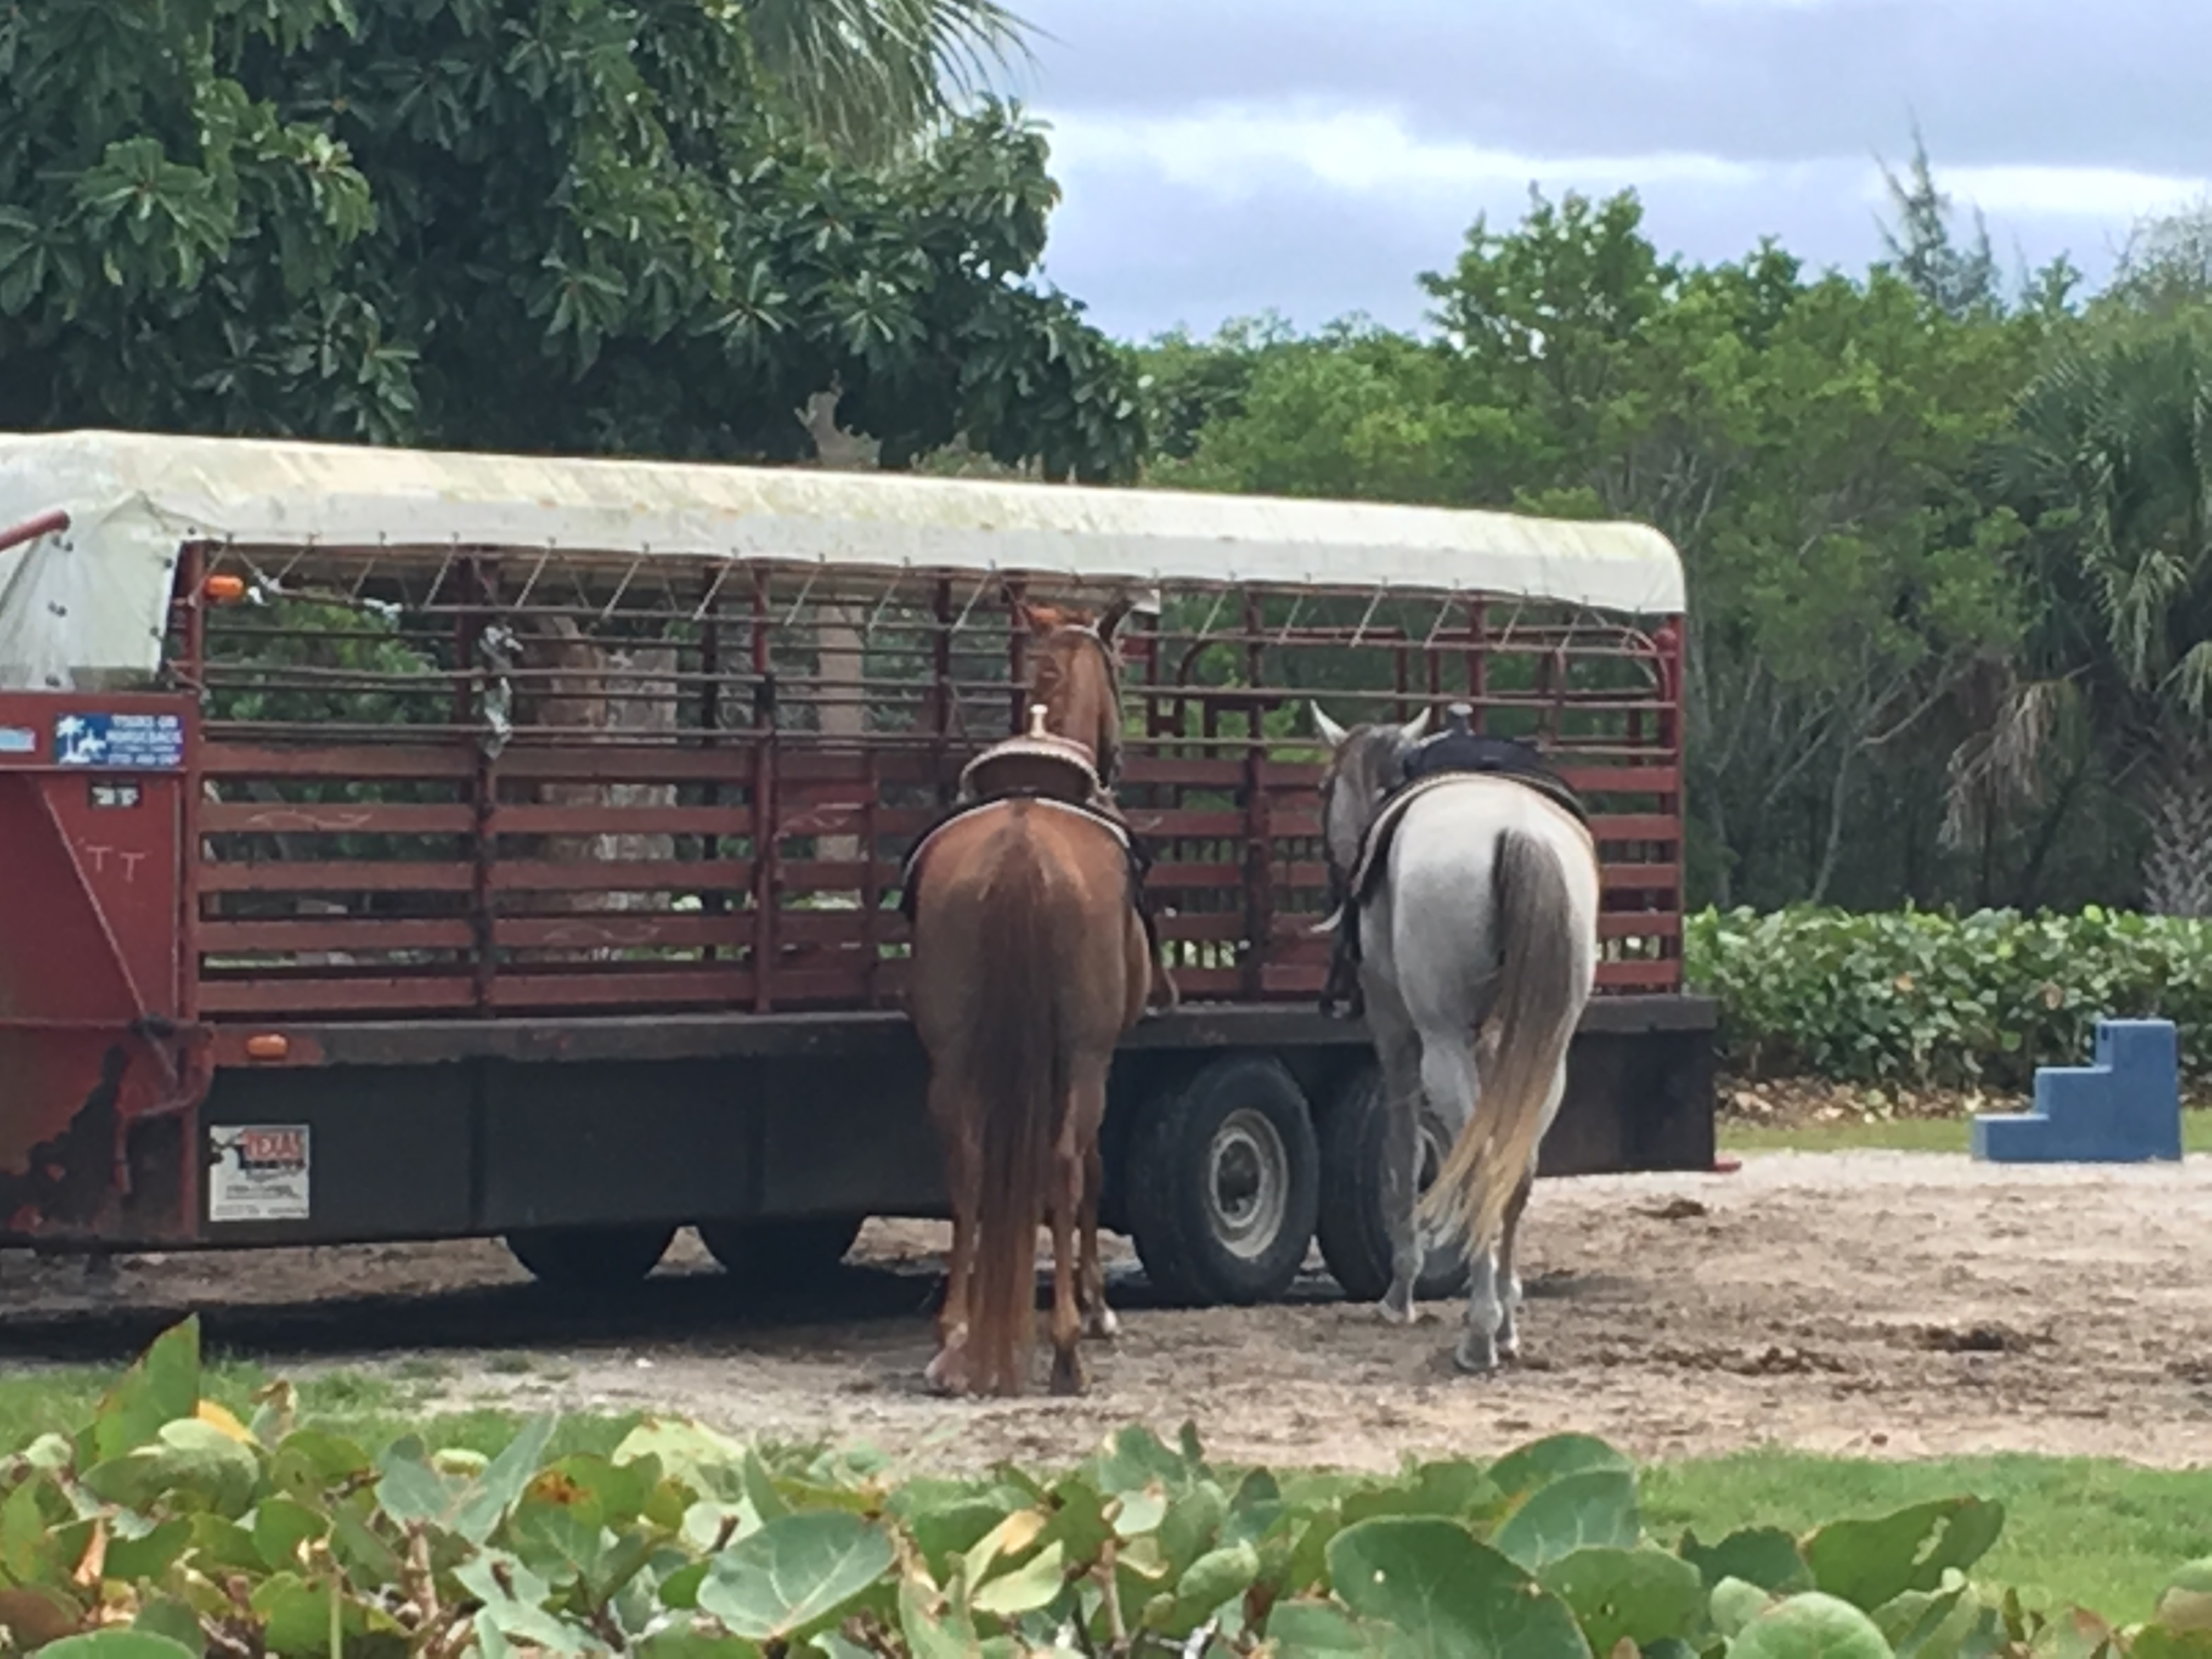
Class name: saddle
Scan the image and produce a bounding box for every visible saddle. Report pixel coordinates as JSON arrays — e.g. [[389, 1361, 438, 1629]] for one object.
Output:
[[1320, 704, 1586, 1018], [897, 707, 1164, 971]]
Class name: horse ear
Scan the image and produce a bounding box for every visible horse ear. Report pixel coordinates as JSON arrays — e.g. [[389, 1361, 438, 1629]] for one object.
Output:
[[1312, 704, 1348, 748], [1097, 596, 1133, 643], [1399, 707, 1432, 744], [1015, 600, 1056, 635]]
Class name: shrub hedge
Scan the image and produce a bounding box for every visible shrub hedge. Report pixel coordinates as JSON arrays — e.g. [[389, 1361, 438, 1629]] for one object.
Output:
[[1684, 907, 2212, 1088], [14, 1318, 2212, 1656]]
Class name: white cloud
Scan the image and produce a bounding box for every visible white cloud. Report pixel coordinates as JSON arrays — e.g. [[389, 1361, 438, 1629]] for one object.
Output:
[[1931, 164, 2207, 222], [1041, 103, 1764, 201]]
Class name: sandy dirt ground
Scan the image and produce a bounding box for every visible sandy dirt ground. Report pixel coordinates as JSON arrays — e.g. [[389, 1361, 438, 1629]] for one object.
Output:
[[6, 1150, 2211, 1473]]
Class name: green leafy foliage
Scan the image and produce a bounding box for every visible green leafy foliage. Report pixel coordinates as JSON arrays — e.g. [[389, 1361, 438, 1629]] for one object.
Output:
[[0, 0, 1141, 481], [13, 1322, 2212, 1656], [1686, 905, 2212, 1086]]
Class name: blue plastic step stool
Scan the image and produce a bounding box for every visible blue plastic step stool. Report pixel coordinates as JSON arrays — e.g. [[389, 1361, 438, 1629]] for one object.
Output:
[[1972, 1018, 2183, 1163]]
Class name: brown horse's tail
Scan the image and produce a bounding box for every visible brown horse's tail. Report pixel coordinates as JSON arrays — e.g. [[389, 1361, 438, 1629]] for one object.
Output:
[[1418, 825, 1589, 1255], [966, 814, 1068, 1395]]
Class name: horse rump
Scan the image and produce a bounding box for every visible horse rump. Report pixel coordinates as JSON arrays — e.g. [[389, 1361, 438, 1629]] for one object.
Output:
[[1418, 822, 1590, 1254]]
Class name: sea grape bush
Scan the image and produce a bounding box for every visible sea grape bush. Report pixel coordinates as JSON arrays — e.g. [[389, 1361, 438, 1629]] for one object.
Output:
[[1686, 906, 2212, 1088], [6, 1320, 2212, 1656]]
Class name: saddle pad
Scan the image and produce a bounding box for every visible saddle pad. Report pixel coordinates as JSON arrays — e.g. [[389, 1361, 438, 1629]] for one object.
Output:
[[898, 794, 1138, 923], [1346, 770, 1587, 905]]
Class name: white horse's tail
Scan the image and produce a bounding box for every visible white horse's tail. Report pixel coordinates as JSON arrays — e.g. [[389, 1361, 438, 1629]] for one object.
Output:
[[1418, 824, 1587, 1255]]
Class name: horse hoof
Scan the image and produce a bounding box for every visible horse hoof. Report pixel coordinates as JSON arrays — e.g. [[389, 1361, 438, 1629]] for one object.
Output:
[[924, 1348, 969, 1396], [1453, 1339, 1504, 1376], [1376, 1297, 1422, 1327], [1049, 1351, 1087, 1396], [1086, 1307, 1120, 1341]]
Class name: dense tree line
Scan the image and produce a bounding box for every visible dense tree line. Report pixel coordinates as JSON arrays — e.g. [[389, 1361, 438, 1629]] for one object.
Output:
[[2, 1, 2203, 916], [1132, 154, 2212, 919]]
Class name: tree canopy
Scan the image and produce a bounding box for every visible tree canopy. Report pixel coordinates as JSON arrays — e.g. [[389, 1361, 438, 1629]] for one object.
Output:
[[1135, 176, 2212, 917], [0, 0, 1141, 480]]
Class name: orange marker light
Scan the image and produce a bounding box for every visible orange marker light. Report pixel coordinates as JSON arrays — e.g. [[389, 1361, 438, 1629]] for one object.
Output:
[[243, 1034, 290, 1061], [202, 574, 247, 604]]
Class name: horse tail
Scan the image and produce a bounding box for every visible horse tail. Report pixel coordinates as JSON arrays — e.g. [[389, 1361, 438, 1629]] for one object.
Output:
[[965, 814, 1068, 1395], [1420, 823, 1591, 1255]]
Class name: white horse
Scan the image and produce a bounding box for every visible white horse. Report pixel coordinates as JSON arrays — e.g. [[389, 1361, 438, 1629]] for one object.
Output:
[[1312, 707, 1601, 1373]]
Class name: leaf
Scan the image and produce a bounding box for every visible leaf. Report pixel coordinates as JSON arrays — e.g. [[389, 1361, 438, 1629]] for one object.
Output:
[[1680, 1526, 1813, 1593], [1164, 1539, 1261, 1635], [193, 1400, 255, 1444], [1728, 1590, 1898, 1659], [455, 1415, 557, 1543], [2158, 1559, 2212, 1632], [2132, 1629, 2212, 1659], [105, 1518, 193, 1582], [132, 1595, 204, 1652], [899, 1571, 981, 1659], [741, 1449, 791, 1521], [616, 1420, 749, 1501], [970, 1539, 1066, 1618], [1538, 1546, 1703, 1655], [253, 1496, 329, 1574], [1328, 1517, 1592, 1658], [1264, 1599, 1410, 1655], [83, 1318, 200, 1464], [455, 1550, 587, 1656], [962, 1507, 1049, 1585], [81, 1420, 262, 1518], [269, 1428, 372, 1502], [1709, 1575, 1775, 1637], [698, 1511, 896, 1641], [1804, 1498, 2005, 1612], [1486, 1436, 1634, 1502], [37, 1635, 202, 1659], [251, 1573, 397, 1658], [1492, 1470, 1641, 1572]]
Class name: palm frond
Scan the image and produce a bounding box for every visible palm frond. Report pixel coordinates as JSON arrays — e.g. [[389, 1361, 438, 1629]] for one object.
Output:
[[741, 0, 1032, 162]]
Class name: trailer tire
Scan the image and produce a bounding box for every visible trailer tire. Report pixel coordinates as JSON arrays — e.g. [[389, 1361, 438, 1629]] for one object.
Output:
[[696, 1217, 864, 1287], [1315, 1063, 1471, 1305], [1126, 1056, 1319, 1307], [504, 1224, 675, 1292]]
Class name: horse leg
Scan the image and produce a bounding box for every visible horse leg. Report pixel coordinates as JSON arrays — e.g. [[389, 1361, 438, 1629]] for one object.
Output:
[[924, 1085, 977, 1396], [1048, 1131, 1087, 1395], [1492, 1164, 1536, 1362], [1368, 1000, 1428, 1325], [1079, 1133, 1117, 1340], [1413, 1030, 1509, 1372]]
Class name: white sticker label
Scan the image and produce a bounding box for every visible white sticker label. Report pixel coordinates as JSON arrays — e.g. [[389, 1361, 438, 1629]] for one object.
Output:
[[208, 1125, 311, 1223]]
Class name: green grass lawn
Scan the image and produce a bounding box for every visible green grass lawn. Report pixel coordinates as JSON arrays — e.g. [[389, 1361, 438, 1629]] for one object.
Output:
[[7, 1359, 2209, 1624], [1643, 1451, 2212, 1625], [1719, 1106, 2212, 1156]]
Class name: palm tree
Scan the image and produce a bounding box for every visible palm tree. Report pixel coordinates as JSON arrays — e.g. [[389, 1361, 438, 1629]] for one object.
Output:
[[1976, 317, 2212, 913], [741, 0, 1034, 162]]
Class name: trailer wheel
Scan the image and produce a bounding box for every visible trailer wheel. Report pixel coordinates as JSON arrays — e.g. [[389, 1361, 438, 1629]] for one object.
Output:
[[1126, 1056, 1320, 1306], [504, 1224, 675, 1292], [1315, 1063, 1471, 1305], [696, 1217, 864, 1287]]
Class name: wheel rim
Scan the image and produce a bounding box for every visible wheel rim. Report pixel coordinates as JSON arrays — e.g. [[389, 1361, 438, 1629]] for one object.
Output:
[[1206, 1106, 1291, 1260]]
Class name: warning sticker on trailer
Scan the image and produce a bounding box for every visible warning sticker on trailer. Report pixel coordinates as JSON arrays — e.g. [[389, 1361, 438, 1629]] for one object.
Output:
[[207, 1125, 311, 1223]]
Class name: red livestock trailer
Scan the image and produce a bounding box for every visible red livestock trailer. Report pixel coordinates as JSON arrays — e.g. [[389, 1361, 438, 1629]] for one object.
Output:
[[0, 431, 1713, 1306]]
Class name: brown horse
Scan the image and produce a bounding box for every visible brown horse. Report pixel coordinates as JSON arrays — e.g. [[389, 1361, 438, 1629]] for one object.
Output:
[[903, 599, 1152, 1396]]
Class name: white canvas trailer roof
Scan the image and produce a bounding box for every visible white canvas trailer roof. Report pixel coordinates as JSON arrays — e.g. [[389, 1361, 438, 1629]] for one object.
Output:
[[0, 429, 1685, 690]]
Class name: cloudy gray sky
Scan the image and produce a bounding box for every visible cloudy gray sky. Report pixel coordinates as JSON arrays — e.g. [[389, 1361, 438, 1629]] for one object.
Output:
[[1000, 0, 2208, 342]]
